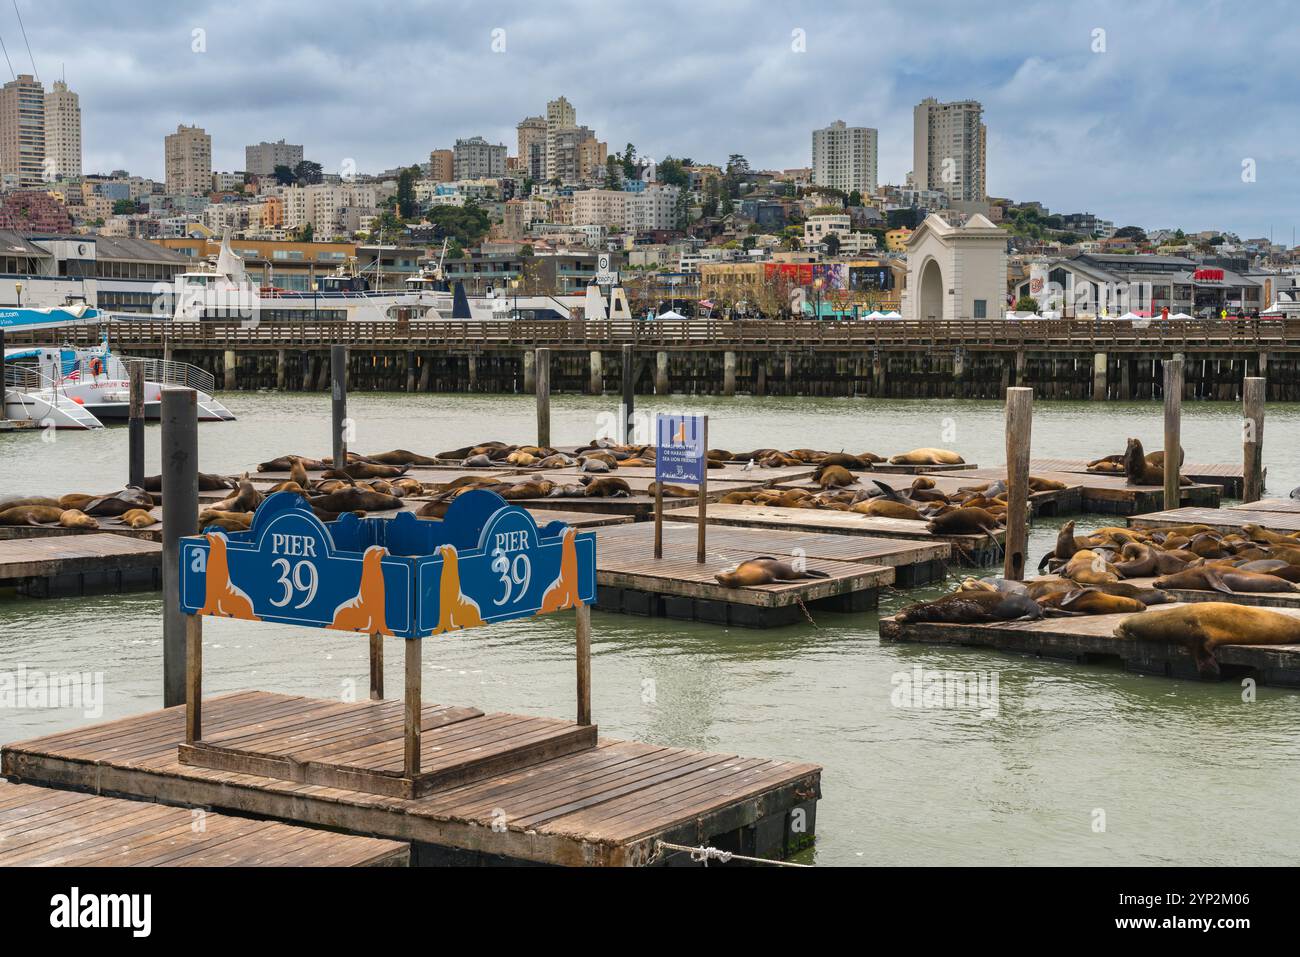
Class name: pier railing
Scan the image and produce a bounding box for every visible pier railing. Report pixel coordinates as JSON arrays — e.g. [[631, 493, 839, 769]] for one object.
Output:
[[8, 317, 1300, 352]]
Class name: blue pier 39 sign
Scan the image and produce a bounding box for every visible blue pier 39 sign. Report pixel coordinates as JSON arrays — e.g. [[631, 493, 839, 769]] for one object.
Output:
[[655, 413, 706, 485], [179, 490, 596, 639]]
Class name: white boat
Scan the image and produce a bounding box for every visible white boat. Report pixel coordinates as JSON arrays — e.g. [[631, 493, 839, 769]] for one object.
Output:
[[4, 344, 235, 428]]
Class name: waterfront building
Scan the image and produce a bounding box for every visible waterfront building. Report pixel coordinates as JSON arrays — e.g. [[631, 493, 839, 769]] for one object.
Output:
[[901, 213, 1006, 320], [812, 121, 878, 194], [165, 124, 213, 196], [912, 98, 986, 203]]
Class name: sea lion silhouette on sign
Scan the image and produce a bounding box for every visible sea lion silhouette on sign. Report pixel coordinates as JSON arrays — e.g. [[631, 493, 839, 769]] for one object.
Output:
[[539, 527, 584, 613], [197, 532, 260, 620], [430, 544, 485, 635], [330, 545, 392, 634]]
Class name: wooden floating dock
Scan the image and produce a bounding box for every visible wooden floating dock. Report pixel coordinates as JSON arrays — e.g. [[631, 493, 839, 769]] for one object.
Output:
[[879, 605, 1300, 686], [1029, 457, 1254, 497], [500, 472, 761, 520], [590, 522, 895, 626], [0, 533, 161, 597], [1121, 576, 1300, 610], [1128, 507, 1300, 536], [664, 501, 1003, 566], [1226, 498, 1300, 514], [3, 691, 822, 867], [856, 461, 978, 475], [0, 780, 409, 867], [774, 470, 1083, 517], [937, 467, 1221, 516]]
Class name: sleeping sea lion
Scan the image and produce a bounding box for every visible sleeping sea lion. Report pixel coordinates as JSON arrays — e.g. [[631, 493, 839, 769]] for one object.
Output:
[[1037, 588, 1147, 616], [199, 510, 254, 532], [851, 499, 924, 520], [582, 477, 632, 498], [1115, 602, 1300, 677], [926, 507, 1001, 536], [120, 508, 159, 529], [888, 448, 965, 466], [58, 508, 98, 530], [257, 455, 327, 473], [364, 449, 441, 466], [58, 493, 97, 511], [309, 488, 403, 512], [323, 462, 409, 481], [896, 590, 1043, 624], [815, 465, 857, 489], [647, 481, 696, 498], [0, 504, 66, 526], [715, 557, 831, 588], [140, 472, 236, 492], [577, 457, 611, 473], [83, 487, 154, 517], [1154, 566, 1300, 594]]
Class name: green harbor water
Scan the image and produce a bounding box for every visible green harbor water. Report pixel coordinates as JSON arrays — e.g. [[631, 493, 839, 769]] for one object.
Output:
[[2, 392, 1299, 866]]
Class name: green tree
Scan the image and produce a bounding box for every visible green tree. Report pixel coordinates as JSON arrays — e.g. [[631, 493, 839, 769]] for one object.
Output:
[[621, 143, 637, 179], [847, 189, 862, 207], [724, 154, 749, 197], [673, 188, 691, 230], [293, 160, 323, 185], [823, 233, 841, 257], [272, 164, 296, 186], [112, 199, 137, 215], [657, 156, 689, 188], [1015, 295, 1039, 312], [720, 191, 733, 216], [396, 165, 420, 219], [297, 222, 314, 242], [702, 177, 719, 217], [605, 156, 621, 190]]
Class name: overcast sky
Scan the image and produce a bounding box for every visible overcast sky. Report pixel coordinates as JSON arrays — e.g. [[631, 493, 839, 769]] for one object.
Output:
[[12, 0, 1299, 241]]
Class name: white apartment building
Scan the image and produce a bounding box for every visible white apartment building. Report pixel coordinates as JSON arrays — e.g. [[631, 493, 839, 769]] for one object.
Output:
[[625, 185, 680, 233], [912, 98, 986, 203], [803, 213, 851, 247], [44, 80, 81, 179], [245, 139, 303, 177], [571, 188, 628, 228], [453, 136, 506, 180], [516, 116, 546, 181], [811, 121, 878, 194], [212, 171, 242, 192], [545, 95, 575, 181], [165, 124, 212, 196]]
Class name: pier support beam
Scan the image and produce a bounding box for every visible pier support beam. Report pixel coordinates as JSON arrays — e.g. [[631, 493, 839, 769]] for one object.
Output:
[[465, 354, 476, 392], [405, 350, 416, 393], [127, 361, 145, 489], [276, 349, 286, 390], [621, 344, 635, 443], [161, 389, 198, 708], [872, 353, 885, 396], [331, 345, 348, 470], [1258, 351, 1269, 379], [589, 350, 602, 395], [1163, 356, 1184, 509], [755, 360, 767, 397], [1014, 350, 1026, 387], [1092, 352, 1108, 401], [535, 347, 551, 448], [1243, 376, 1265, 504], [523, 350, 535, 394], [1004, 387, 1033, 581], [723, 351, 736, 397], [316, 354, 331, 392], [655, 351, 669, 395], [419, 354, 432, 392], [223, 349, 236, 391]]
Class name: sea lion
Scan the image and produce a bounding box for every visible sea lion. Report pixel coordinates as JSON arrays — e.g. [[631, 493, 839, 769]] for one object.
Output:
[[323, 462, 409, 481], [715, 557, 831, 588], [211, 479, 262, 514], [535, 454, 574, 469], [1037, 588, 1147, 616], [582, 477, 632, 498], [58, 509, 98, 530], [57, 493, 97, 510], [888, 448, 965, 466], [1063, 549, 1119, 584], [1112, 542, 1190, 578], [815, 464, 857, 489], [577, 457, 611, 473], [646, 481, 696, 498], [1115, 603, 1300, 677], [82, 487, 155, 517], [851, 499, 924, 520], [309, 488, 403, 512], [506, 451, 539, 466], [1039, 520, 1086, 571], [1123, 437, 1190, 486], [926, 507, 1001, 536], [289, 457, 310, 488], [1154, 566, 1300, 594], [120, 508, 159, 529], [896, 590, 1043, 624], [364, 449, 441, 466], [257, 455, 327, 473], [820, 452, 882, 470], [140, 472, 236, 492]]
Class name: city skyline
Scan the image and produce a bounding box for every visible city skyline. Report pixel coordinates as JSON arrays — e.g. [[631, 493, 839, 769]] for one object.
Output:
[[7, 0, 1299, 240]]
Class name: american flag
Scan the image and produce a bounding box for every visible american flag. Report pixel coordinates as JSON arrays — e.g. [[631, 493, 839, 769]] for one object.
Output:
[[65, 368, 80, 381]]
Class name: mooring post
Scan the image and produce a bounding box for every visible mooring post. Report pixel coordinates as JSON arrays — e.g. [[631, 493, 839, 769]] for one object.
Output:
[[331, 344, 347, 470], [127, 360, 145, 489], [575, 603, 592, 726], [404, 637, 422, 778], [589, 349, 602, 395], [1163, 356, 1184, 509], [1243, 376, 1266, 504], [535, 347, 551, 448], [653, 480, 663, 559], [185, 614, 203, 743], [655, 351, 669, 395], [162, 388, 199, 708], [369, 632, 384, 700], [1004, 388, 1033, 580], [620, 344, 635, 444], [697, 416, 709, 563]]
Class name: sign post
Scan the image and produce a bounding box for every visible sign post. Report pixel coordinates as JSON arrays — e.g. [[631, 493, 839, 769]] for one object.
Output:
[[595, 252, 618, 288], [655, 413, 708, 562]]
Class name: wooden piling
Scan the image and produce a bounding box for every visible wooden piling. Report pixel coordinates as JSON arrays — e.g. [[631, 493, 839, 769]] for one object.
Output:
[[369, 631, 384, 700], [655, 351, 669, 395], [1004, 388, 1032, 580], [576, 603, 592, 726], [404, 638, 422, 778], [127, 361, 145, 489], [536, 347, 551, 448], [223, 349, 236, 391], [621, 344, 635, 443], [161, 389, 198, 708], [1163, 356, 1184, 509], [331, 344, 348, 470], [185, 614, 202, 743], [1243, 376, 1265, 504], [589, 350, 602, 395]]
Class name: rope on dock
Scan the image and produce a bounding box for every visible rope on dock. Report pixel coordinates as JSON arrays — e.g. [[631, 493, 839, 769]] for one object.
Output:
[[654, 840, 812, 868]]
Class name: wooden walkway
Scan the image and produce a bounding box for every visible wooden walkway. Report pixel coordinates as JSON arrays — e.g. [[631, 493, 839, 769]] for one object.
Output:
[[3, 691, 822, 867], [665, 502, 1003, 566], [1030, 457, 1253, 496], [0, 780, 408, 866], [591, 522, 894, 626], [937, 467, 1221, 515], [880, 605, 1300, 685], [1128, 507, 1300, 535], [0, 533, 161, 597]]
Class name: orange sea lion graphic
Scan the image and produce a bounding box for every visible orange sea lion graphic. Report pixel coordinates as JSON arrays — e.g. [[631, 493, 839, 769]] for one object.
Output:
[[330, 545, 392, 634], [430, 544, 485, 635], [197, 533, 260, 620], [539, 527, 584, 614]]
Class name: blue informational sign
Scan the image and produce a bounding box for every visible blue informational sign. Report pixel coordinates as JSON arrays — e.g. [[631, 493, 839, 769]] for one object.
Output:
[[179, 490, 596, 639], [655, 412, 706, 485]]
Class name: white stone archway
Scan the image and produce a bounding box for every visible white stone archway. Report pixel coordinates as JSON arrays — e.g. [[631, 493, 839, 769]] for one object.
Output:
[[902, 214, 1007, 321]]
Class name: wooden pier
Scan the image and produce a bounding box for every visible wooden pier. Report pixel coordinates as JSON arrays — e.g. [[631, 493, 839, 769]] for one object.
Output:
[[774, 470, 1082, 517], [0, 533, 161, 597], [879, 605, 1300, 686], [937, 467, 1221, 515], [3, 692, 822, 866], [1028, 457, 1254, 497], [0, 780, 409, 867], [664, 501, 1004, 566], [1128, 506, 1300, 536]]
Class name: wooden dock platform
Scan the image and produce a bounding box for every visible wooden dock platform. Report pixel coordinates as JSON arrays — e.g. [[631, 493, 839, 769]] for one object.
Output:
[[0, 780, 409, 866], [1120, 576, 1300, 610], [1128, 507, 1300, 536], [1030, 457, 1255, 497], [1226, 498, 1300, 514], [879, 605, 1300, 685], [936, 467, 1221, 515], [0, 533, 161, 597], [774, 471, 1082, 517], [3, 691, 822, 866], [664, 501, 1004, 566], [860, 461, 977, 475], [501, 472, 760, 520]]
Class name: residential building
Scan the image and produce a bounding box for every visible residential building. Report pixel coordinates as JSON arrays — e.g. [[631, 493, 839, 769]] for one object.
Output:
[[803, 213, 851, 248], [0, 191, 73, 231], [245, 139, 303, 177], [551, 125, 605, 184], [571, 188, 628, 228], [428, 148, 454, 182], [43, 79, 80, 180], [811, 121, 878, 194], [212, 171, 243, 192], [516, 116, 546, 181], [625, 185, 680, 233], [453, 136, 506, 180], [165, 124, 213, 196], [0, 74, 45, 187], [544, 96, 576, 181], [912, 98, 986, 203]]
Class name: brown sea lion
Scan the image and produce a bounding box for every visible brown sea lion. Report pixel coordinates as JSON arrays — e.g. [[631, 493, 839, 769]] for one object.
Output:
[[926, 507, 1001, 536], [140, 472, 236, 492], [120, 508, 159, 529], [1123, 437, 1191, 487], [1113, 542, 1190, 578], [0, 504, 65, 526], [506, 451, 539, 466], [309, 487, 403, 512], [896, 590, 1043, 623], [1063, 549, 1120, 584], [83, 487, 155, 517], [647, 481, 696, 498], [815, 464, 857, 489], [57, 493, 97, 511], [1038, 520, 1085, 571], [535, 454, 574, 469], [715, 557, 831, 588], [364, 449, 441, 466], [323, 462, 409, 481], [1038, 588, 1147, 616], [852, 499, 924, 520], [199, 510, 254, 532], [819, 452, 881, 470], [58, 508, 98, 529], [582, 477, 632, 498], [211, 479, 262, 514], [888, 448, 965, 466], [288, 457, 310, 488], [1115, 603, 1300, 677], [1154, 566, 1300, 594], [257, 455, 328, 473]]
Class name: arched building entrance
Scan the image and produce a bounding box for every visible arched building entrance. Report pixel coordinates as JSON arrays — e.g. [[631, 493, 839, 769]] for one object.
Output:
[[917, 258, 944, 321]]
